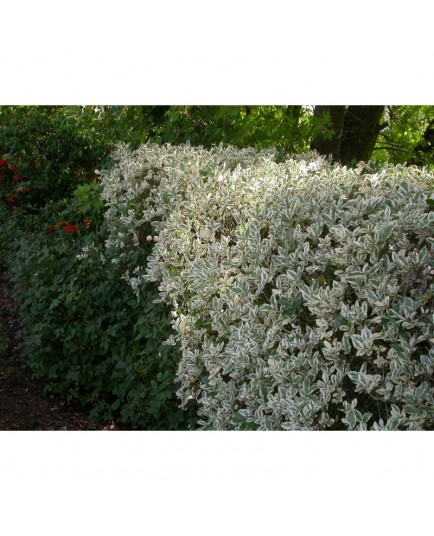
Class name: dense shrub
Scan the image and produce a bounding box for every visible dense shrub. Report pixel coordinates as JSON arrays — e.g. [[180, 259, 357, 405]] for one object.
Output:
[[0, 106, 109, 211], [3, 196, 194, 430], [102, 143, 434, 430]]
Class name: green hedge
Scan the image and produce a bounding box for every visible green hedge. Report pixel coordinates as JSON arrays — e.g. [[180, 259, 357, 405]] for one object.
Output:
[[102, 143, 434, 430], [3, 199, 195, 429], [3, 133, 433, 430]]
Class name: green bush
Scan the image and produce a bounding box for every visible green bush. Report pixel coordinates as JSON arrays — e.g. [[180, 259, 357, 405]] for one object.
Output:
[[4, 197, 195, 430], [102, 143, 434, 430], [0, 106, 109, 211]]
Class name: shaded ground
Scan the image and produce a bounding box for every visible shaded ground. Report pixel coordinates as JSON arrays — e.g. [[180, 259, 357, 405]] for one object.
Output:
[[0, 273, 116, 431]]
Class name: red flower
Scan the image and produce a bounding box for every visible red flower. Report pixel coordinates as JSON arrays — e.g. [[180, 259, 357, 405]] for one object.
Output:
[[83, 219, 90, 227], [46, 226, 54, 232], [0, 159, 7, 166], [12, 206, 18, 212], [6, 194, 17, 203], [9, 166, 17, 172], [23, 187, 31, 193], [13, 175, 23, 182], [61, 223, 78, 234]]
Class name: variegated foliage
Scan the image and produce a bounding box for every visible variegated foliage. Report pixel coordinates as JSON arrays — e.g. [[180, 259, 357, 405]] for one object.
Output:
[[101, 143, 434, 430]]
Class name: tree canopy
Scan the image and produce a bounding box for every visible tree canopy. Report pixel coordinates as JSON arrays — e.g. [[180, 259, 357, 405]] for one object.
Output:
[[1, 105, 432, 173]]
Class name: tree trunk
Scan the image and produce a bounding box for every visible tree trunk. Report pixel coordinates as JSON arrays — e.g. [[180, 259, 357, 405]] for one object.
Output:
[[310, 106, 346, 162], [339, 106, 385, 165]]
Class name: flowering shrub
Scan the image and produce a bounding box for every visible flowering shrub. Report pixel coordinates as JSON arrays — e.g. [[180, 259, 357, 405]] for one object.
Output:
[[101, 143, 434, 430], [2, 196, 195, 430], [0, 107, 109, 210], [0, 158, 33, 218]]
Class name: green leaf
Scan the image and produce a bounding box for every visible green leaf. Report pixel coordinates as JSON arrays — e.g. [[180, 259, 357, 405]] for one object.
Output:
[[233, 411, 246, 424], [286, 270, 298, 281], [378, 223, 395, 249], [403, 404, 423, 415], [361, 412, 372, 424], [414, 381, 429, 400], [345, 409, 357, 428], [279, 293, 303, 315], [49, 298, 60, 310], [334, 314, 347, 328]]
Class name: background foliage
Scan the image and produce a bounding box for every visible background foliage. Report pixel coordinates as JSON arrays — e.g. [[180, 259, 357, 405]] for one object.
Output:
[[0, 104, 432, 429]]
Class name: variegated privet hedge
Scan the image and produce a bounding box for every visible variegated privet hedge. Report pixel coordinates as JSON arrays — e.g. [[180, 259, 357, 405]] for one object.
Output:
[[101, 143, 434, 430]]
